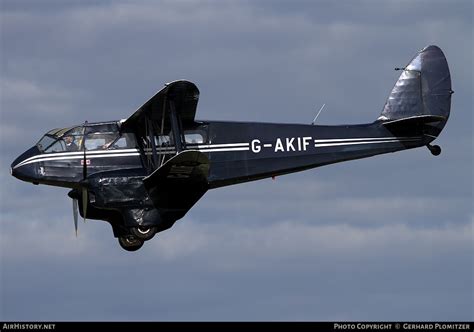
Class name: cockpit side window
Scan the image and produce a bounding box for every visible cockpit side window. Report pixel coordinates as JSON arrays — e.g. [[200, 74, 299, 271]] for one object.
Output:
[[38, 126, 83, 153], [83, 124, 120, 151], [38, 123, 134, 153], [113, 133, 137, 149], [85, 133, 116, 150], [62, 127, 83, 152], [37, 135, 57, 152], [44, 139, 67, 153]]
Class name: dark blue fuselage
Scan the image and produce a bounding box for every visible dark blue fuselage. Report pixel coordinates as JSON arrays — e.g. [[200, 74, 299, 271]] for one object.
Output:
[[11, 120, 425, 189]]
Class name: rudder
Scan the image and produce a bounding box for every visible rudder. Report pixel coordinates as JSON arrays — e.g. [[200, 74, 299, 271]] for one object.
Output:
[[378, 45, 453, 139]]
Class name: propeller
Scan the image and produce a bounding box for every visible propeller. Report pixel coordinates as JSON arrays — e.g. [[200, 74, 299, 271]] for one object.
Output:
[[73, 197, 79, 236], [81, 121, 88, 223], [68, 189, 80, 237], [82, 188, 88, 223], [69, 121, 89, 236]]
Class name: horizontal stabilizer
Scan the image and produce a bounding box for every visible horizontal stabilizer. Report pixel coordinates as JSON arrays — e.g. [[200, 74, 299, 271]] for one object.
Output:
[[382, 115, 447, 127], [382, 114, 447, 139]]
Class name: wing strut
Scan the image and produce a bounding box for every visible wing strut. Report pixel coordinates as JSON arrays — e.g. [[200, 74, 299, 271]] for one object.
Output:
[[169, 101, 183, 154], [158, 96, 167, 167], [148, 118, 159, 167]]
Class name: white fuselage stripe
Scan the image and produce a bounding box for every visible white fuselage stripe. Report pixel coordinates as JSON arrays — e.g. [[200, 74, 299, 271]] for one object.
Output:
[[14, 149, 138, 167], [197, 143, 249, 148], [13, 137, 421, 169], [314, 138, 420, 147], [201, 147, 250, 152], [313, 137, 419, 143], [17, 153, 141, 167]]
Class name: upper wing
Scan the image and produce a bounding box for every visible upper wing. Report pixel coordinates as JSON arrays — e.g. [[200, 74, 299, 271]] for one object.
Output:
[[120, 80, 200, 134]]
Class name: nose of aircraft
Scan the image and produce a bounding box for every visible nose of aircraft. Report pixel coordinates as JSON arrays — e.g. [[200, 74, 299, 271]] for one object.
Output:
[[11, 146, 41, 183]]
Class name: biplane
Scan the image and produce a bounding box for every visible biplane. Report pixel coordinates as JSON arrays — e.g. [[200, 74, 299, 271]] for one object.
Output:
[[11, 45, 452, 251]]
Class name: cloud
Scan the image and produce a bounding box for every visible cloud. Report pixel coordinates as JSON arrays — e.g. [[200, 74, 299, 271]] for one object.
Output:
[[0, 78, 88, 153], [147, 217, 473, 266], [1, 212, 471, 320]]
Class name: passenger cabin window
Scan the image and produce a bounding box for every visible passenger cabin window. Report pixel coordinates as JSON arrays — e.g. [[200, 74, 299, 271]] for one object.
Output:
[[155, 135, 171, 147], [185, 133, 204, 145], [145, 133, 204, 148]]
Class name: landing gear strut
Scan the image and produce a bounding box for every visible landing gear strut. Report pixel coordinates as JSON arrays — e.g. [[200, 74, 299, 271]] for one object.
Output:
[[427, 144, 441, 156], [118, 236, 144, 252]]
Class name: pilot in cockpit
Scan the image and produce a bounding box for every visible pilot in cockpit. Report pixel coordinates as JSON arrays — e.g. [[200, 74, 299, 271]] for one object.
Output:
[[64, 135, 78, 151]]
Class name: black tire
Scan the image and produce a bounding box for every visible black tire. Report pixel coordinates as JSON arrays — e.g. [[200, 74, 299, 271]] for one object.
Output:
[[118, 236, 144, 252], [431, 145, 441, 156], [130, 226, 157, 241]]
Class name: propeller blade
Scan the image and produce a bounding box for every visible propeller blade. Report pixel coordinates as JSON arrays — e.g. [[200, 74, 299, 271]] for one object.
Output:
[[82, 187, 88, 223], [81, 120, 88, 223], [73, 198, 79, 236], [82, 151, 87, 179]]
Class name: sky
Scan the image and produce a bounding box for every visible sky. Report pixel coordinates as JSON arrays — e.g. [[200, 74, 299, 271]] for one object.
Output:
[[0, 0, 472, 321]]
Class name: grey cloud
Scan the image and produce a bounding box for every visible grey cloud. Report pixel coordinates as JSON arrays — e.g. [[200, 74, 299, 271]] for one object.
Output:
[[1, 216, 472, 320]]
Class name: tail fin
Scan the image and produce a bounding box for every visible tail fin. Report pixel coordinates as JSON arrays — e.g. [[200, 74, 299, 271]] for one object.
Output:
[[378, 45, 452, 139]]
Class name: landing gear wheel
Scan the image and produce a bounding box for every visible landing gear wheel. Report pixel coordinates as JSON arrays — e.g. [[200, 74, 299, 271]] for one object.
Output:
[[118, 236, 144, 252], [130, 226, 157, 241], [427, 144, 441, 156]]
